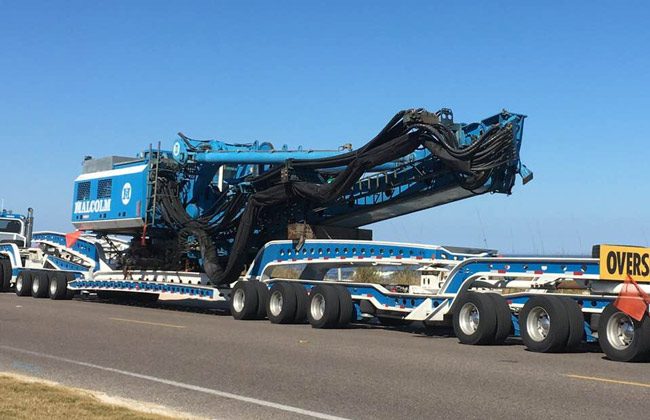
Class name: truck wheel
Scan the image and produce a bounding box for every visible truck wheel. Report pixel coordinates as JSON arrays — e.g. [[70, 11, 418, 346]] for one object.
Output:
[[49, 272, 68, 300], [266, 282, 298, 324], [453, 292, 498, 345], [31, 271, 50, 298], [291, 283, 308, 323], [0, 260, 12, 292], [15, 271, 33, 296], [559, 297, 585, 351], [598, 304, 650, 362], [334, 285, 354, 327], [307, 284, 340, 329], [64, 273, 76, 299], [253, 281, 269, 320], [230, 281, 259, 320], [486, 293, 513, 344], [520, 296, 569, 353]]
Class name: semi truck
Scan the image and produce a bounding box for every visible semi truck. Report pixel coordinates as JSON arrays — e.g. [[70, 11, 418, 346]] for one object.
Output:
[[1, 107, 649, 362]]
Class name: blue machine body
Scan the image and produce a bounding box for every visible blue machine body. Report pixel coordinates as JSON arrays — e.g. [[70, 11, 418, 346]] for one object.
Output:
[[72, 161, 150, 231], [69, 108, 531, 281]]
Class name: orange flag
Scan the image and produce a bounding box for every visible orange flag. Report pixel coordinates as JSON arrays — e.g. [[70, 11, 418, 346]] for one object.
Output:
[[65, 230, 83, 248], [614, 275, 650, 322]]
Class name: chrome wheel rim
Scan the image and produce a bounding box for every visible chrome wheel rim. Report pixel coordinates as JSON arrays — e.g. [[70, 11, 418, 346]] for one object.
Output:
[[16, 277, 23, 292], [527, 306, 550, 342], [32, 277, 40, 294], [311, 293, 325, 320], [606, 311, 635, 350], [50, 279, 58, 296], [233, 288, 245, 313], [269, 290, 283, 316], [459, 302, 480, 335]]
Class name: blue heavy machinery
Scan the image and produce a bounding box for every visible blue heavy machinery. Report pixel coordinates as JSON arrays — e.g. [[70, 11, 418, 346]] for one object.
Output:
[[71, 108, 532, 285]]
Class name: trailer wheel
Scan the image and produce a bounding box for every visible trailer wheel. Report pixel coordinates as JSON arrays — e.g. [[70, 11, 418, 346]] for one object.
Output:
[[334, 285, 354, 327], [453, 292, 498, 345], [598, 304, 650, 362], [64, 273, 76, 299], [230, 281, 260, 320], [266, 282, 298, 324], [486, 293, 512, 344], [49, 272, 68, 300], [520, 296, 569, 353], [307, 285, 340, 329], [0, 260, 12, 292], [253, 281, 269, 320], [15, 271, 32, 296], [291, 283, 308, 323], [559, 297, 585, 351], [31, 272, 50, 298]]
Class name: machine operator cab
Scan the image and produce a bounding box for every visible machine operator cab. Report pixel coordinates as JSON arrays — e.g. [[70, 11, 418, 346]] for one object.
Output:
[[0, 209, 28, 248]]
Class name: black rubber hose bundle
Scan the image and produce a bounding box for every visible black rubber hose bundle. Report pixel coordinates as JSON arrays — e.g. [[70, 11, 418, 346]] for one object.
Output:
[[157, 109, 518, 285]]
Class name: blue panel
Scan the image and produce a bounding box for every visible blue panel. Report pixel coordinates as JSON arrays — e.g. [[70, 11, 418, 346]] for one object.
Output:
[[71, 163, 149, 230]]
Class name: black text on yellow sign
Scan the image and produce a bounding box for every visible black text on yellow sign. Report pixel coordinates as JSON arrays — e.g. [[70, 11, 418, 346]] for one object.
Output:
[[599, 245, 650, 282]]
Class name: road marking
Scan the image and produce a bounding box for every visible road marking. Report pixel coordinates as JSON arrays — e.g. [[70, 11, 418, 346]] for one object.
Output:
[[109, 317, 185, 329], [565, 374, 650, 388], [0, 345, 348, 420]]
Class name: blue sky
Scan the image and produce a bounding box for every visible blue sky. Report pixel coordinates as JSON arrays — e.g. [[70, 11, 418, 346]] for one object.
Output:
[[1, 0, 648, 254]]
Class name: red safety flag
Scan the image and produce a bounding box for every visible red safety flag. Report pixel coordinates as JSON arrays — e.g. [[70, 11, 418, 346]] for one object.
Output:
[[65, 230, 83, 248], [614, 275, 650, 322]]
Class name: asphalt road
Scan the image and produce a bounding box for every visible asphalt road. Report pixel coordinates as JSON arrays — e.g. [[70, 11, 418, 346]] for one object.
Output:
[[1, 293, 649, 419]]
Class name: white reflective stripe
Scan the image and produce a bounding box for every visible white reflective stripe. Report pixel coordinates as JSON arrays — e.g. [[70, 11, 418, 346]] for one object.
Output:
[[75, 164, 147, 181]]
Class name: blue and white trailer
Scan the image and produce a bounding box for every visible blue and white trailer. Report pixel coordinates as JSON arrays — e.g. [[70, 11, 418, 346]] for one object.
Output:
[[42, 238, 650, 363], [225, 240, 650, 363], [5, 107, 649, 363]]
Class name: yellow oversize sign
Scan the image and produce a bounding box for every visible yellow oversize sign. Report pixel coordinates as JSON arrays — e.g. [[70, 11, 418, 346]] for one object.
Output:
[[599, 245, 650, 282]]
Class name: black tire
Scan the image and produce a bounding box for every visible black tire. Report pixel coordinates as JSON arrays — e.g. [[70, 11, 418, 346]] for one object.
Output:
[[291, 283, 308, 323], [0, 260, 12, 292], [266, 282, 298, 324], [31, 271, 50, 298], [520, 296, 570, 353], [230, 281, 260, 320], [559, 297, 585, 351], [452, 292, 498, 345], [253, 281, 269, 320], [64, 273, 76, 299], [334, 285, 354, 327], [16, 271, 32, 296], [598, 304, 650, 362], [48, 272, 68, 300], [307, 284, 340, 329], [486, 293, 513, 344]]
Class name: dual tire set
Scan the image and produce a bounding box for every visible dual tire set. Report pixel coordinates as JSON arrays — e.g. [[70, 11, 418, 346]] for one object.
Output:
[[0, 260, 13, 292], [14, 269, 75, 300], [230, 281, 354, 328], [454, 292, 650, 362]]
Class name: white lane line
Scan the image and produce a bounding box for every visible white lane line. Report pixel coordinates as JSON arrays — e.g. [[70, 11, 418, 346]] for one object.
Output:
[[109, 317, 186, 329], [564, 374, 650, 388], [0, 345, 348, 420]]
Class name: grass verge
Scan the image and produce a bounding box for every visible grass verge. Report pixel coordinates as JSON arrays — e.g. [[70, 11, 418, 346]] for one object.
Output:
[[0, 373, 184, 419]]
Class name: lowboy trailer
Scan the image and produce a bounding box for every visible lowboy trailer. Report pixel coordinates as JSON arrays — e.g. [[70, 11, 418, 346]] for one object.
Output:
[[2, 108, 649, 363]]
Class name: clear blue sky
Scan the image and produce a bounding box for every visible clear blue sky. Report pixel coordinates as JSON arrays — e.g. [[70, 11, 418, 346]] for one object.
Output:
[[1, 0, 648, 255]]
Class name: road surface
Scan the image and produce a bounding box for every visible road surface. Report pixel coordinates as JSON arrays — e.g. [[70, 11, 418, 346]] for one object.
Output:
[[1, 293, 648, 419]]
